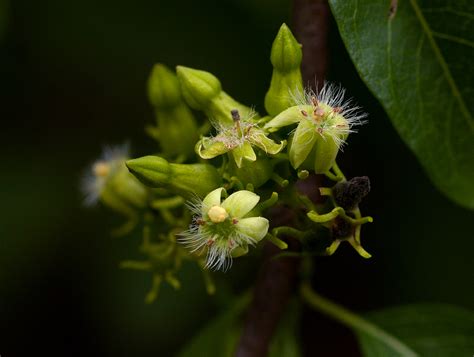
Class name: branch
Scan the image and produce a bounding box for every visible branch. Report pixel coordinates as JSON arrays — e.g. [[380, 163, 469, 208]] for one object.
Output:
[[235, 241, 300, 357], [292, 0, 331, 90], [234, 2, 331, 355]]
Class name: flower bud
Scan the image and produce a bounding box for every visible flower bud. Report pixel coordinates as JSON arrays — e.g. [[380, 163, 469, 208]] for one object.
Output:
[[264, 23, 303, 116], [176, 66, 254, 126], [147, 64, 198, 157], [126, 155, 221, 198], [148, 64, 182, 108]]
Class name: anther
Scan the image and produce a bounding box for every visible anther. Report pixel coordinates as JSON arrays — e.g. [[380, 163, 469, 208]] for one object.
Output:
[[301, 110, 308, 117], [314, 107, 325, 117], [231, 109, 242, 135], [231, 109, 240, 122]]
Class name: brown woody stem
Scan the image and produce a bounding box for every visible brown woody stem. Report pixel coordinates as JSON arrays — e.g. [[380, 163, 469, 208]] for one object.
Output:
[[234, 2, 330, 356]]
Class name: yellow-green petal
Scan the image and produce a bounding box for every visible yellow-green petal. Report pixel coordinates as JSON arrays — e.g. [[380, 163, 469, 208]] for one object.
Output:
[[250, 130, 287, 155], [231, 245, 249, 258], [264, 105, 311, 133], [235, 217, 269, 242], [202, 187, 224, 213], [221, 190, 260, 218], [289, 119, 319, 169], [313, 134, 340, 174], [231, 141, 256, 168], [196, 138, 229, 159]]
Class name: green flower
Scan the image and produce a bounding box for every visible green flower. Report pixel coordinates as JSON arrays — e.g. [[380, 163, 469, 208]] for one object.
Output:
[[196, 109, 286, 168], [81, 144, 147, 209], [264, 83, 366, 174], [179, 188, 269, 271]]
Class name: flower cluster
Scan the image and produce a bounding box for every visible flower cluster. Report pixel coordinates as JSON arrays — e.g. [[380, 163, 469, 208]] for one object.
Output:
[[82, 23, 374, 300]]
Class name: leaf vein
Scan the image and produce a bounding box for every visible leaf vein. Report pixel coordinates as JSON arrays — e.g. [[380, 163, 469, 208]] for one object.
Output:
[[421, 7, 474, 21], [415, 33, 425, 133], [410, 0, 474, 132], [432, 31, 474, 49]]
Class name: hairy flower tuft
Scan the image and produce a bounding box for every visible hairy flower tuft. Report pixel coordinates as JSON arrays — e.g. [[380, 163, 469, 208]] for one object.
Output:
[[265, 82, 367, 174], [290, 82, 367, 142], [81, 144, 131, 206], [81, 143, 147, 210], [179, 188, 269, 271], [196, 110, 286, 168]]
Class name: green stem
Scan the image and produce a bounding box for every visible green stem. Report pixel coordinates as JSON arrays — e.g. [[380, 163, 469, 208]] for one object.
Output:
[[256, 192, 278, 213], [272, 226, 306, 240], [119, 260, 152, 271], [150, 196, 184, 209], [331, 162, 346, 181], [307, 207, 342, 223], [300, 283, 418, 357], [265, 233, 288, 250], [297, 194, 316, 210], [271, 173, 289, 187]]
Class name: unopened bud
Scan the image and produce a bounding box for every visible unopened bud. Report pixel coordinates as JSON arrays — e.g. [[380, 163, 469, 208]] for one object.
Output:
[[147, 64, 198, 157], [126, 155, 221, 198], [264, 23, 303, 116], [176, 66, 255, 125]]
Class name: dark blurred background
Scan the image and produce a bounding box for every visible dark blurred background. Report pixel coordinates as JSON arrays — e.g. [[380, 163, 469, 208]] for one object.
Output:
[[1, 0, 472, 356]]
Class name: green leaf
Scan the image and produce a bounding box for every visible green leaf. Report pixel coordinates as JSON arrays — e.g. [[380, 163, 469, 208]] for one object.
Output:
[[358, 303, 474, 356], [301, 284, 474, 357], [177, 295, 248, 357], [329, 0, 474, 209]]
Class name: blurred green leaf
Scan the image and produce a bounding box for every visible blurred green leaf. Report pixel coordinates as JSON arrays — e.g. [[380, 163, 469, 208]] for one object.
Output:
[[178, 294, 301, 357], [268, 301, 302, 357], [329, 0, 474, 209], [357, 303, 474, 356], [177, 294, 248, 357]]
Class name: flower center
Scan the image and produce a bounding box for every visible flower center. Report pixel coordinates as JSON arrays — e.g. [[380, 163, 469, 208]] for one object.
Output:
[[207, 205, 229, 223], [93, 162, 110, 177]]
